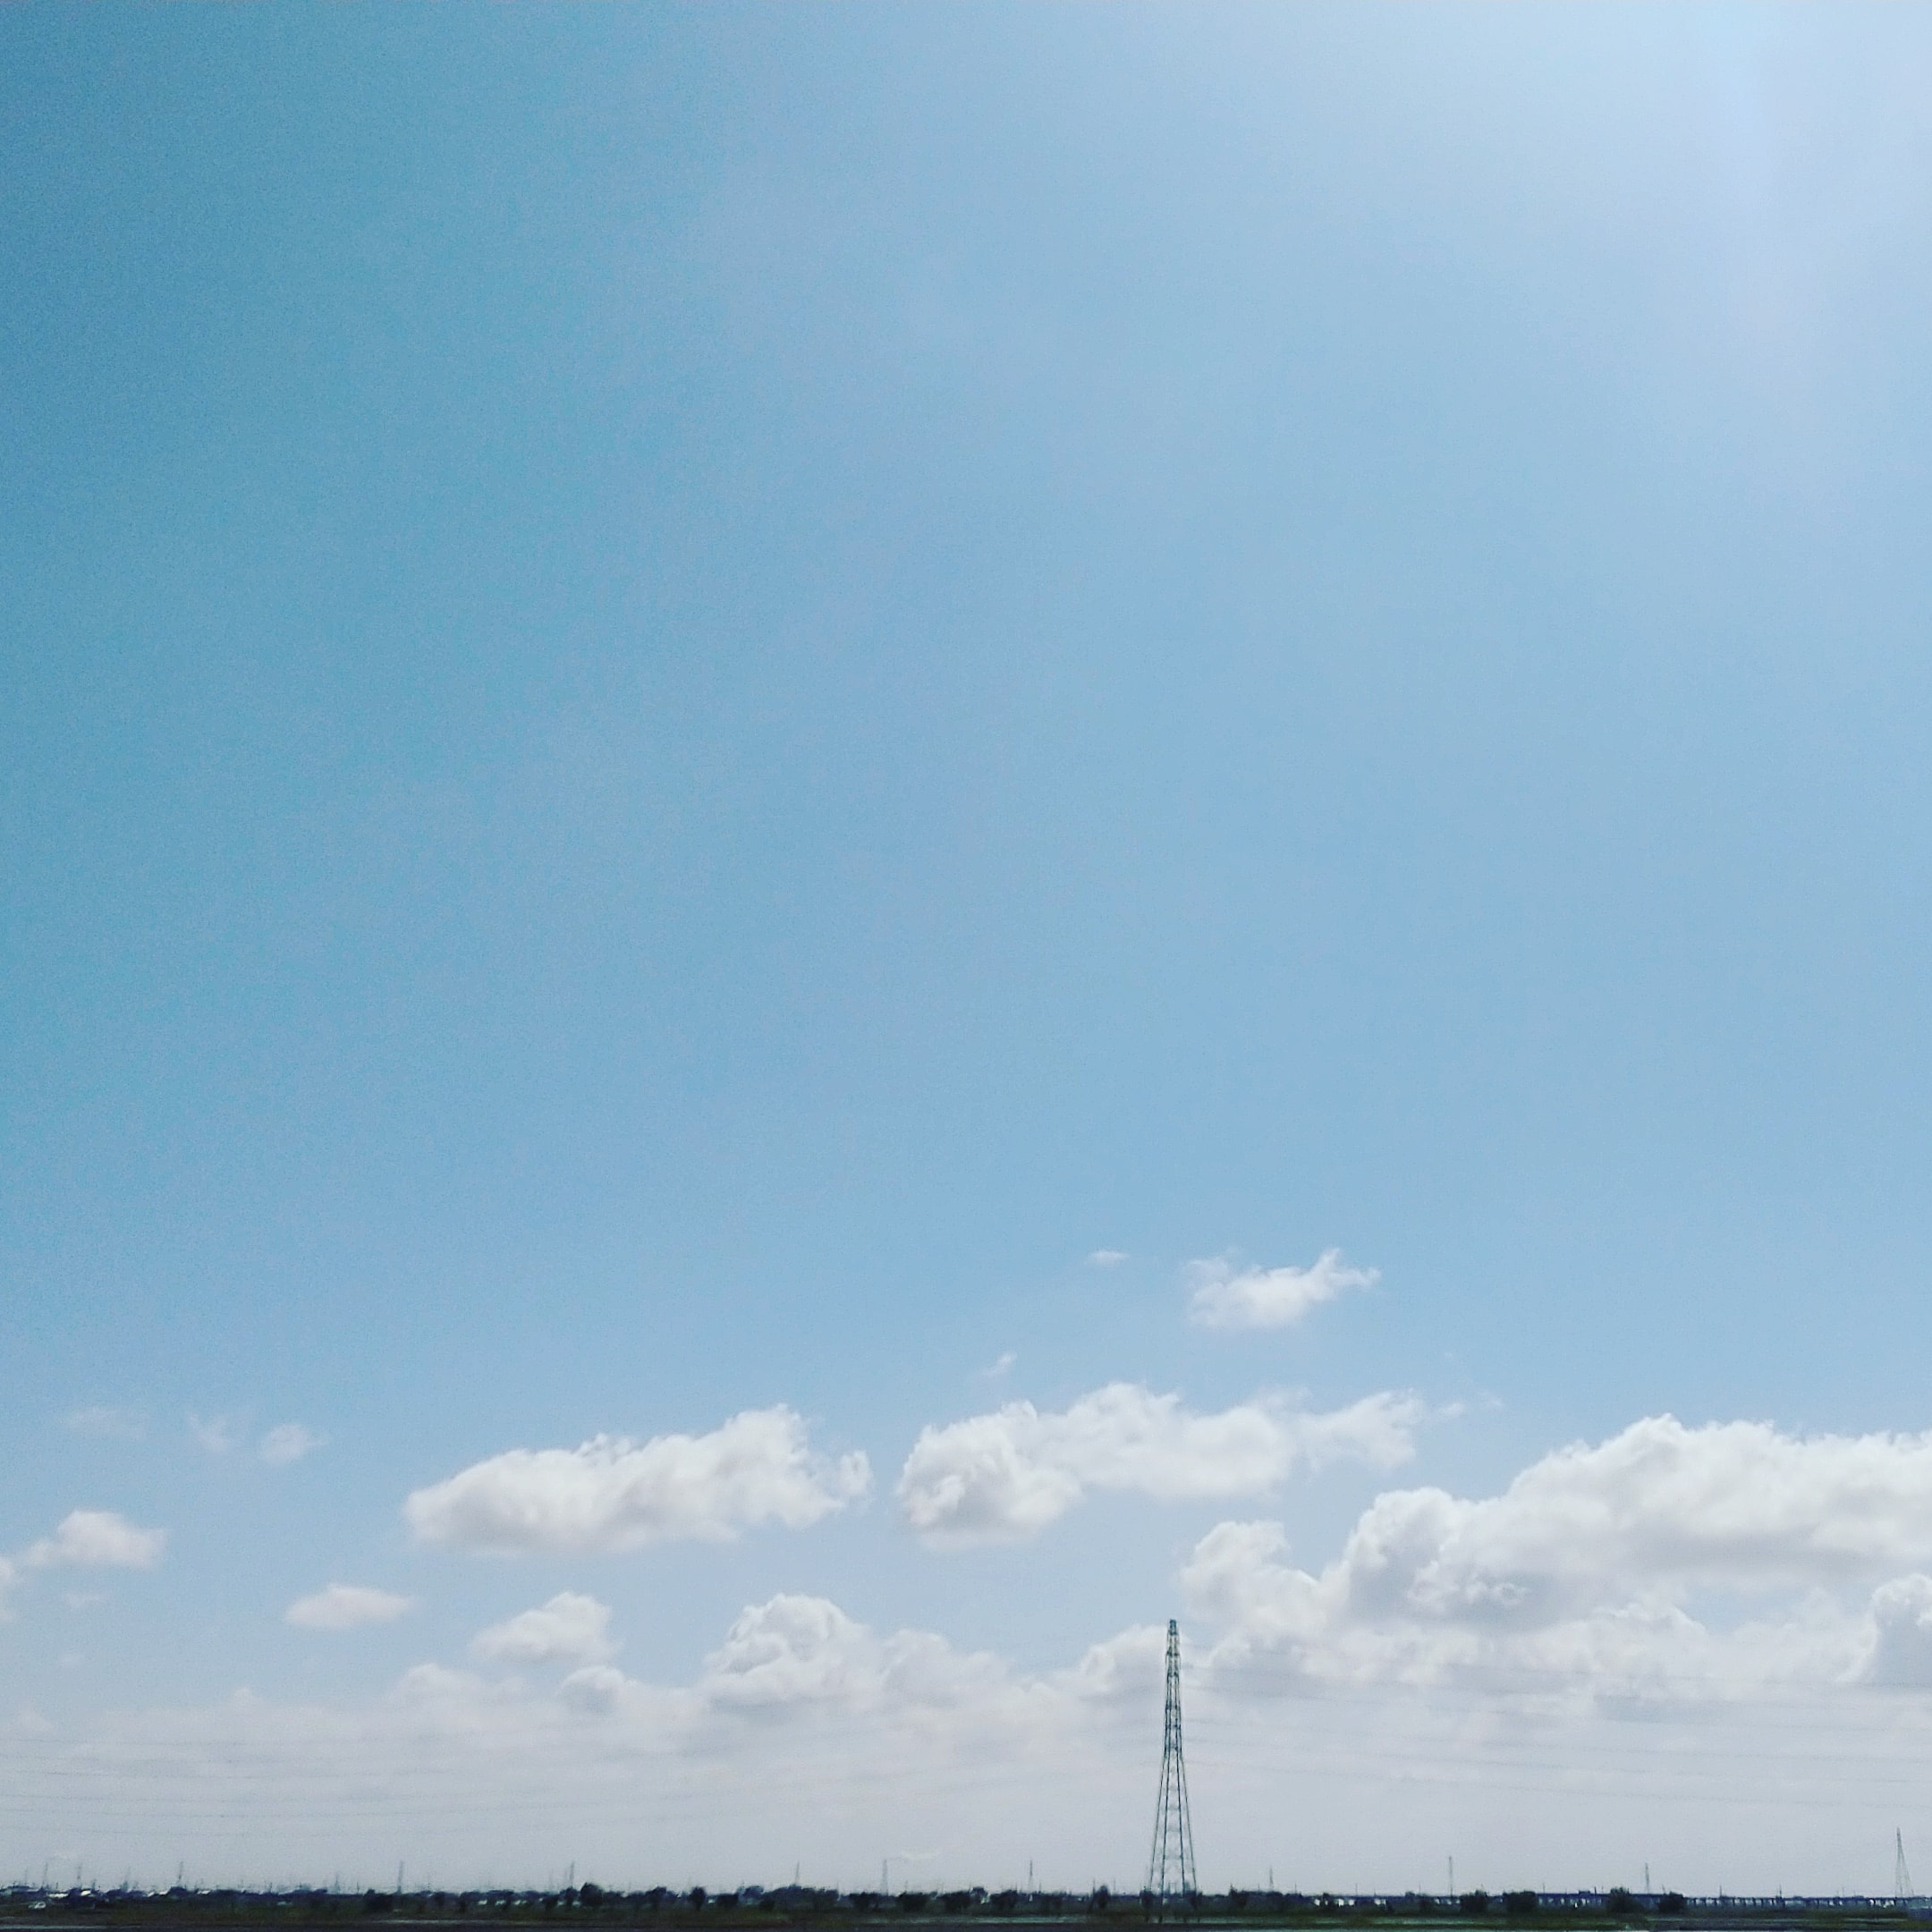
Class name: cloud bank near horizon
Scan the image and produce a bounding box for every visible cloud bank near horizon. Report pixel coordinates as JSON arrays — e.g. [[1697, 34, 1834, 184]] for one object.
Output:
[[27, 1415, 1932, 1889]]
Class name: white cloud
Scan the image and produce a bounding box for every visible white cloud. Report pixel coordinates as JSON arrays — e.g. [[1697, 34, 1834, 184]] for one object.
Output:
[[187, 1412, 241, 1454], [1186, 1248, 1377, 1331], [284, 1584, 415, 1631], [1085, 1250, 1128, 1267], [896, 1383, 1422, 1546], [699, 1594, 1007, 1713], [25, 1558, 1932, 1894], [1862, 1573, 1932, 1686], [471, 1592, 616, 1667], [64, 1407, 145, 1441], [4, 1594, 1115, 1891], [259, 1423, 324, 1467], [1182, 1509, 1881, 1704], [1337, 1413, 1932, 1622], [2, 1508, 164, 1615], [1165, 1414, 1932, 1705], [701, 1594, 873, 1708], [404, 1406, 872, 1555], [557, 1664, 630, 1715], [23, 1510, 165, 1572], [40, 1414, 1932, 1893]]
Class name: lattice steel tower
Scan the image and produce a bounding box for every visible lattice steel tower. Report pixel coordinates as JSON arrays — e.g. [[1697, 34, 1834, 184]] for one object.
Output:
[[1147, 1619, 1197, 1900]]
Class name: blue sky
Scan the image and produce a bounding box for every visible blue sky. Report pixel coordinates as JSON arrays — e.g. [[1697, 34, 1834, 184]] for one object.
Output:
[[8, 0, 1932, 1897]]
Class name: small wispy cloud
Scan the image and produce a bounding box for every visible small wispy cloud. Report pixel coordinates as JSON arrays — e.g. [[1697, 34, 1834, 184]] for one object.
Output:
[[259, 1423, 324, 1467], [1085, 1250, 1129, 1268], [64, 1407, 145, 1441], [188, 1413, 242, 1455], [1185, 1248, 1378, 1331], [285, 1584, 415, 1631], [981, 1352, 1017, 1380]]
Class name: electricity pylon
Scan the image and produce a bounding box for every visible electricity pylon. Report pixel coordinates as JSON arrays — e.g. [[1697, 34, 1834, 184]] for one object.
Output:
[[1897, 1829, 1912, 1903], [1147, 1619, 1197, 1901]]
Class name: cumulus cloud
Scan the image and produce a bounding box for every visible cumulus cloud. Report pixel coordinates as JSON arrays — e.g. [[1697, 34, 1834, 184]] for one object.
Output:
[[37, 1414, 1932, 1891], [896, 1383, 1422, 1546], [1337, 1413, 1932, 1621], [404, 1407, 871, 1555], [557, 1664, 631, 1715], [701, 1594, 874, 1707], [699, 1593, 1007, 1713], [1186, 1248, 1377, 1331], [259, 1423, 324, 1467], [471, 1592, 616, 1667], [1862, 1574, 1932, 1686], [474, 1590, 1010, 1721], [1165, 1414, 1932, 1704], [24, 1510, 165, 1572], [284, 1584, 415, 1631]]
